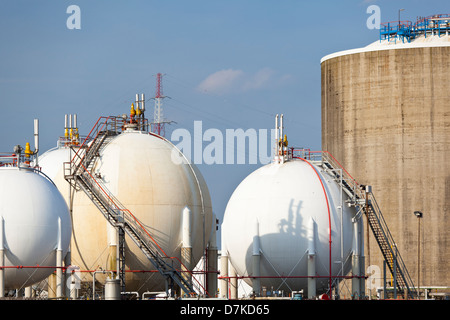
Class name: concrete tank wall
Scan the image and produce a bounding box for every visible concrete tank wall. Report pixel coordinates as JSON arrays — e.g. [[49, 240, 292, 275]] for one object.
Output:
[[321, 41, 450, 287]]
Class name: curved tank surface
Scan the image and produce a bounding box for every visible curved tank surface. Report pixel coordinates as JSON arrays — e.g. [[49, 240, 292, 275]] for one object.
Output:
[[0, 168, 71, 289], [39, 129, 213, 292], [221, 158, 358, 294], [321, 29, 450, 287]]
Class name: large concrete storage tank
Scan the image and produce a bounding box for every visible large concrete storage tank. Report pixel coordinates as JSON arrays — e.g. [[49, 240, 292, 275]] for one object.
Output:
[[221, 116, 364, 299], [39, 114, 214, 294], [321, 16, 450, 289]]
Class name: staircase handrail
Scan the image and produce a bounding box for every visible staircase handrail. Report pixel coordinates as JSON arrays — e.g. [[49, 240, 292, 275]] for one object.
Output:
[[368, 193, 417, 297]]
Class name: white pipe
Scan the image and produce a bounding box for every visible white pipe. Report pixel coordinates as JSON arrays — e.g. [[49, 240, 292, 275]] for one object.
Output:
[[0, 216, 4, 250], [229, 264, 238, 299], [280, 114, 284, 163], [274, 114, 279, 163], [307, 217, 316, 255], [24, 286, 33, 298], [280, 114, 283, 146], [220, 251, 229, 298], [181, 206, 192, 295], [352, 216, 363, 298], [307, 217, 316, 299], [73, 114, 77, 128], [142, 291, 167, 300], [33, 119, 39, 167], [107, 222, 118, 277], [252, 219, 261, 296], [0, 217, 4, 298], [182, 206, 192, 248], [140, 93, 145, 111], [56, 217, 63, 299], [57, 217, 62, 251]]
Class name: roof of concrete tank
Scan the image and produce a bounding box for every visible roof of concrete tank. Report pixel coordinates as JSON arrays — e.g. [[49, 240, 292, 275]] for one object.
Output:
[[320, 34, 450, 63]]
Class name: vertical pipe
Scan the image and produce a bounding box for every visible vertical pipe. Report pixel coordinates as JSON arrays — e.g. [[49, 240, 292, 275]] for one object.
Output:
[[274, 114, 279, 163], [229, 265, 238, 299], [383, 260, 387, 299], [182, 206, 192, 248], [393, 254, 397, 299], [140, 93, 145, 111], [33, 119, 39, 167], [352, 216, 362, 299], [360, 217, 365, 298], [64, 114, 68, 142], [24, 286, 33, 298], [252, 219, 261, 297], [68, 114, 73, 140], [181, 206, 192, 296], [206, 215, 218, 297], [107, 223, 117, 277], [0, 217, 4, 298], [307, 217, 316, 299], [417, 216, 421, 297], [56, 217, 63, 299], [220, 251, 229, 298], [280, 114, 284, 163]]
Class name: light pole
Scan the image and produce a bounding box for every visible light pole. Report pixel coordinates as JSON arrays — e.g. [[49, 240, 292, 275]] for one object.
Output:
[[398, 8, 405, 26], [397, 9, 405, 32], [414, 211, 423, 298]]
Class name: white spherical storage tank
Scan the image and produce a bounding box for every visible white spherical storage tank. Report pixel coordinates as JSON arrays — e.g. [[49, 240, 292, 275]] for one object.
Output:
[[221, 157, 360, 297], [39, 128, 213, 293], [0, 167, 71, 290]]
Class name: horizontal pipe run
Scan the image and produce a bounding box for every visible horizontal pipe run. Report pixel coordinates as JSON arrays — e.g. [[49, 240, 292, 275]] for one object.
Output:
[[218, 275, 367, 280], [0, 265, 219, 275]]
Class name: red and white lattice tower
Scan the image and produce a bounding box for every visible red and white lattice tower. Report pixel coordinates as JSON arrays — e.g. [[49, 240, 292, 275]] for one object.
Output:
[[151, 73, 170, 136]]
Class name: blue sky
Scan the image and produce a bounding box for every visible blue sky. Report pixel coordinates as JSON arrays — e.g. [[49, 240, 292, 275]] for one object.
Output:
[[0, 0, 448, 240]]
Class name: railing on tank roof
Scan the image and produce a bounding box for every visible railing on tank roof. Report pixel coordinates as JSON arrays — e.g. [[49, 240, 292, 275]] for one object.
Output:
[[0, 153, 20, 167], [379, 14, 450, 43], [0, 152, 37, 169]]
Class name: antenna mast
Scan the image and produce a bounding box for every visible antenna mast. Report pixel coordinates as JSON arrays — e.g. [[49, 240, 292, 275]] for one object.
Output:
[[151, 73, 172, 136]]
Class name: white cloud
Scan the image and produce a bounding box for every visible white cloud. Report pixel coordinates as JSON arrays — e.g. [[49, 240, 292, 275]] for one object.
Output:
[[197, 68, 293, 95], [242, 67, 274, 91], [197, 69, 244, 95]]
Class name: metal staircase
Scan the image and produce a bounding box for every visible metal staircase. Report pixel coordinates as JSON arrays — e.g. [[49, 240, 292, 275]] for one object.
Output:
[[292, 149, 418, 299], [64, 116, 197, 297]]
